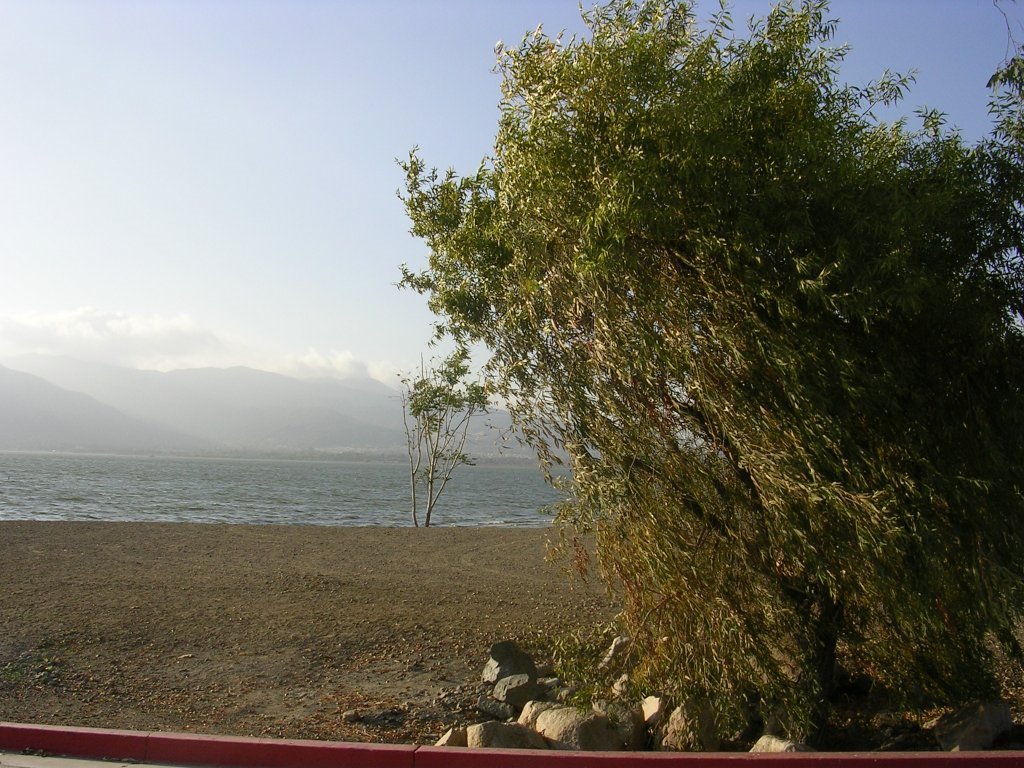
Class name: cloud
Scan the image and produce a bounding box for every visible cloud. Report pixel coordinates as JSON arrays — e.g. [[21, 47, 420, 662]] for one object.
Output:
[[0, 307, 400, 384], [366, 359, 402, 386], [284, 348, 370, 379], [277, 348, 406, 387], [0, 307, 229, 370]]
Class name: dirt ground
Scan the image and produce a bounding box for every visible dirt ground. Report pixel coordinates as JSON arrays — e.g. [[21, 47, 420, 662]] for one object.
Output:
[[0, 522, 615, 744]]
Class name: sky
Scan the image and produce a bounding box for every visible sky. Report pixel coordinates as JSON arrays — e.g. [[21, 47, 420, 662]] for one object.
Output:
[[1, 0, 1019, 384]]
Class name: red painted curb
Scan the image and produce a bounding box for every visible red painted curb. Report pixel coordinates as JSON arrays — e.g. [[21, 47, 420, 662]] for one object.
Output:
[[0, 723, 150, 762], [3, 722, 1024, 767]]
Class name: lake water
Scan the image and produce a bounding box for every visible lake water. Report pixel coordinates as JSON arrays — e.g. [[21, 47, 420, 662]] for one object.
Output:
[[0, 451, 565, 527]]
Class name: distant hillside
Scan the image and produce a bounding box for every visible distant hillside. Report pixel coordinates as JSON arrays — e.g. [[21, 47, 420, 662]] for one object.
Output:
[[0, 365, 208, 452], [1, 355, 527, 459]]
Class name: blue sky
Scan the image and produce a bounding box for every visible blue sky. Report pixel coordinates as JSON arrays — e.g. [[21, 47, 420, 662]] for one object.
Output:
[[0, 0, 1018, 382]]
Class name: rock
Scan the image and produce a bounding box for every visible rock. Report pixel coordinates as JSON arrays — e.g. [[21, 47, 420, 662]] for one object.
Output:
[[611, 673, 630, 697], [340, 709, 361, 723], [933, 700, 1013, 751], [535, 706, 622, 751], [482, 640, 537, 684], [598, 634, 631, 670], [660, 701, 719, 751], [594, 699, 647, 749], [878, 731, 930, 752], [641, 695, 667, 728], [537, 677, 562, 700], [493, 673, 540, 709], [749, 735, 813, 752], [435, 727, 468, 747], [518, 700, 561, 729], [466, 721, 548, 750], [476, 694, 516, 721]]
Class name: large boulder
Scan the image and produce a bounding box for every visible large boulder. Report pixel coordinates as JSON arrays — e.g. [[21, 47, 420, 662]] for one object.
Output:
[[535, 706, 622, 751], [660, 701, 719, 751], [594, 699, 647, 749], [482, 640, 537, 684], [493, 673, 540, 709], [434, 727, 468, 747], [750, 735, 813, 753], [518, 700, 562, 729], [476, 695, 516, 721], [932, 700, 1014, 751], [467, 721, 548, 750], [641, 695, 667, 728]]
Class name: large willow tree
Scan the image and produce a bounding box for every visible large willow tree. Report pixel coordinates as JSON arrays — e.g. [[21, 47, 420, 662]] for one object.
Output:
[[401, 0, 1024, 743]]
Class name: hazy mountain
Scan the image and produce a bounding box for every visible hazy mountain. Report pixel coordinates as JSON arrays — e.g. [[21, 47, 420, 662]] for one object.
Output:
[[2, 355, 524, 458], [0, 365, 209, 452]]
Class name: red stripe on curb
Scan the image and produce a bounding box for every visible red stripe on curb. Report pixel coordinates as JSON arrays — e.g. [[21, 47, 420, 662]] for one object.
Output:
[[3, 722, 1024, 767], [0, 723, 149, 762]]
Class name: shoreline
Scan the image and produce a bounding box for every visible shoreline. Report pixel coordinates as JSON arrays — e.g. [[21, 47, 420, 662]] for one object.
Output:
[[0, 522, 613, 743]]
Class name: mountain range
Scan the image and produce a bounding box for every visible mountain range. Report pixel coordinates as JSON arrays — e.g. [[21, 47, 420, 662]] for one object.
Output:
[[0, 355, 522, 459]]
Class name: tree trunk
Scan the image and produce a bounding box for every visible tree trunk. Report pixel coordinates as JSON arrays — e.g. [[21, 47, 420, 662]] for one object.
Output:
[[425, 475, 434, 527], [410, 466, 420, 527], [807, 592, 843, 746]]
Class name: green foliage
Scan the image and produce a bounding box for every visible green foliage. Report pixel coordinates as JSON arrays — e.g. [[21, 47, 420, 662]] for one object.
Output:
[[400, 0, 1024, 743], [549, 624, 622, 706], [400, 347, 488, 527]]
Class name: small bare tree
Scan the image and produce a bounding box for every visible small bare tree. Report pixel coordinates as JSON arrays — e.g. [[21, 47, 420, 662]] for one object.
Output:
[[400, 347, 488, 527]]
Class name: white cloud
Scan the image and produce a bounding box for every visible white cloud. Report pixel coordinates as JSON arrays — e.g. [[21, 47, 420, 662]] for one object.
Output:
[[0, 307, 401, 385], [0, 307, 230, 370], [285, 348, 370, 379], [367, 359, 403, 386], [280, 348, 402, 387]]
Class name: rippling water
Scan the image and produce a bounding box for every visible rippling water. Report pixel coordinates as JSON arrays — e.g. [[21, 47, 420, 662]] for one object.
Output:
[[0, 451, 564, 527]]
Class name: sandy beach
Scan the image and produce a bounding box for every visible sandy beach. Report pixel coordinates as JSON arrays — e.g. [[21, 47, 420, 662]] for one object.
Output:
[[0, 522, 615, 743]]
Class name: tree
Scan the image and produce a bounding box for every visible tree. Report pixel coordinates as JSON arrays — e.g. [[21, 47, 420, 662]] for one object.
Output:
[[400, 347, 489, 527], [400, 0, 1024, 745]]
